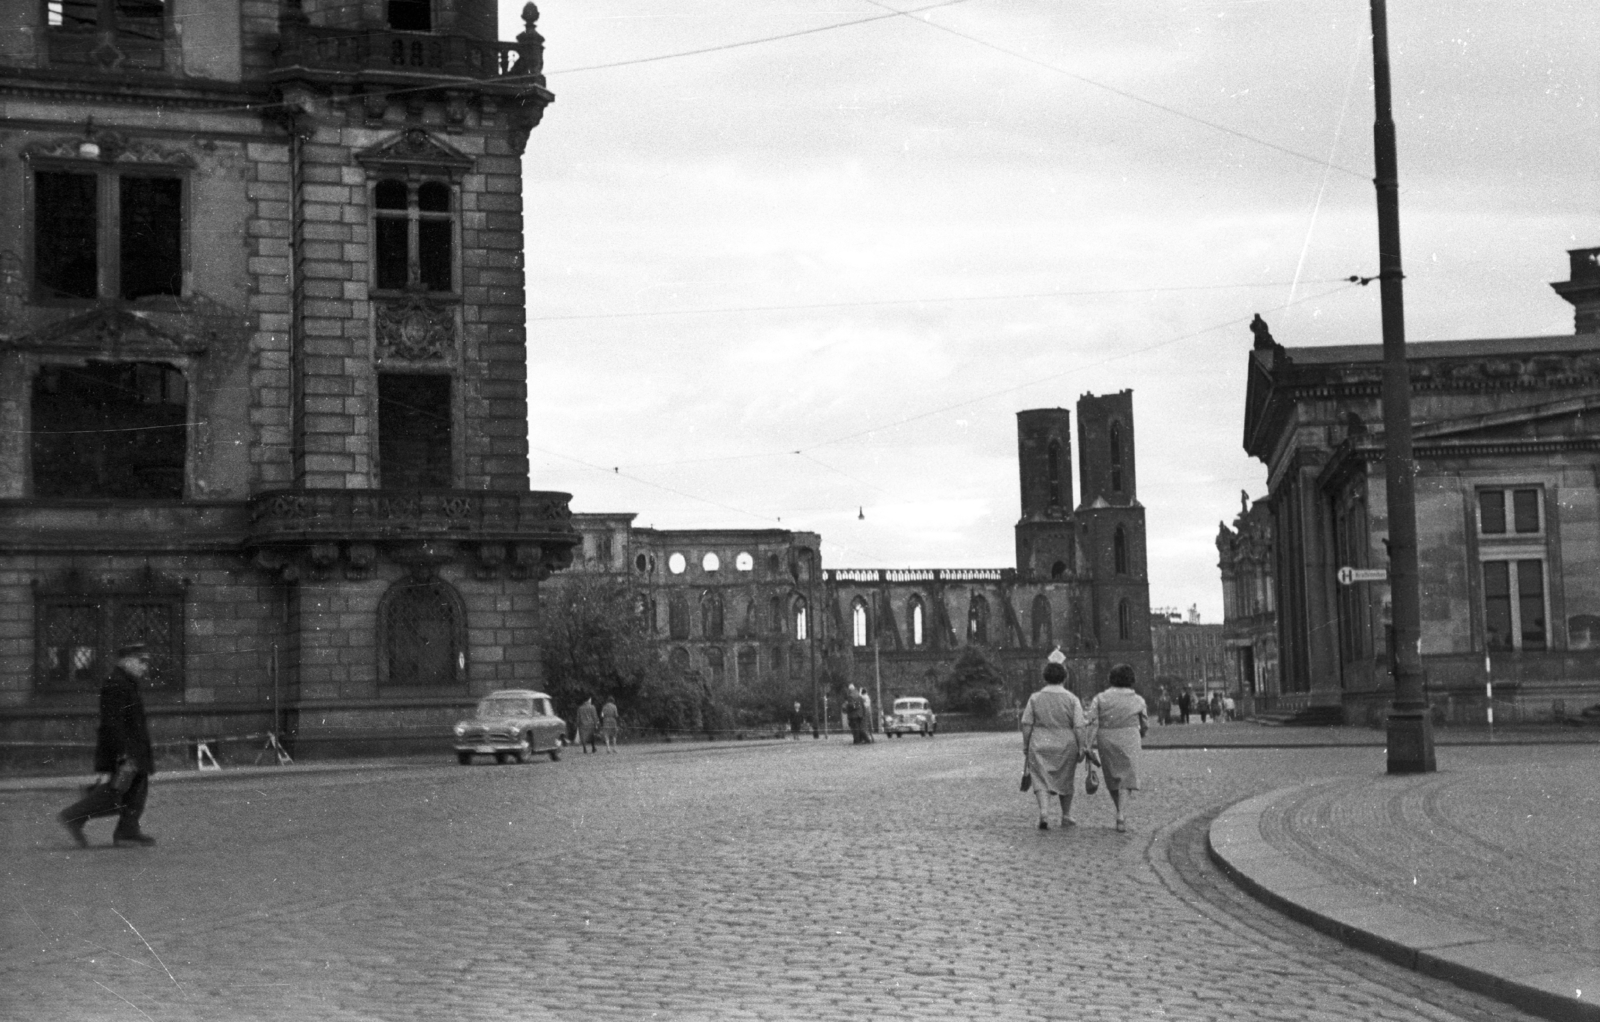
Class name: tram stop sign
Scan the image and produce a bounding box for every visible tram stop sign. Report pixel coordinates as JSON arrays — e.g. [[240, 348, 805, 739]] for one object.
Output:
[[1337, 566, 1389, 585]]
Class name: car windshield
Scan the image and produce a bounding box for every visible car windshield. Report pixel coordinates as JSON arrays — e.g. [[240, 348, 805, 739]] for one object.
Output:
[[478, 696, 533, 718], [896, 699, 926, 712]]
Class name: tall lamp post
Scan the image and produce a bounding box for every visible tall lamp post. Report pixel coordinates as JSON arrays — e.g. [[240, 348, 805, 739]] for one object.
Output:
[[1370, 0, 1435, 772]]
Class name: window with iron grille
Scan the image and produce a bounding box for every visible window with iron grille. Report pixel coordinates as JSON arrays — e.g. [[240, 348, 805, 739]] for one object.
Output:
[[373, 179, 454, 293], [1476, 486, 1550, 653], [34, 168, 183, 302], [36, 591, 182, 693], [378, 579, 464, 688]]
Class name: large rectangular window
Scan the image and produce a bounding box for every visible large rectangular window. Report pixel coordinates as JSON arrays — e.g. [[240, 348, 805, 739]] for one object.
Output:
[[34, 168, 183, 302], [45, 1, 166, 69], [1477, 485, 1549, 653], [32, 362, 187, 499], [37, 592, 182, 692], [378, 373, 452, 489], [372, 179, 454, 294]]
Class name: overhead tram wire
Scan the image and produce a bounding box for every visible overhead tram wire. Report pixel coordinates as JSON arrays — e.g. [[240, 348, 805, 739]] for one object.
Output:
[[526, 278, 1354, 324], [863, 0, 1369, 180]]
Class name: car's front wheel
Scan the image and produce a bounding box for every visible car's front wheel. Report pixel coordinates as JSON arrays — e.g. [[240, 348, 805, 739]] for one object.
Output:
[[548, 747, 561, 762], [457, 751, 473, 765], [494, 751, 510, 764]]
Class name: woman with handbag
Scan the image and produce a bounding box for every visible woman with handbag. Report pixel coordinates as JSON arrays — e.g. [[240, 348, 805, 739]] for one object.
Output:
[[1019, 659, 1086, 830], [1084, 663, 1149, 833]]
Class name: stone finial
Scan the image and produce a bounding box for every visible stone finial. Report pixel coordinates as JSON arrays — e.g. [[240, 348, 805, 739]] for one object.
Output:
[[514, 3, 546, 79]]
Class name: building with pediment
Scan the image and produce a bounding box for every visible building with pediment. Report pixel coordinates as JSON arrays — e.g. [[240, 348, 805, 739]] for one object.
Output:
[[0, 2, 579, 764], [1241, 250, 1600, 724]]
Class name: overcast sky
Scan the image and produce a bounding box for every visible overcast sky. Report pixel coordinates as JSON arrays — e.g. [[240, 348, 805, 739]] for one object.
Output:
[[504, 0, 1596, 621]]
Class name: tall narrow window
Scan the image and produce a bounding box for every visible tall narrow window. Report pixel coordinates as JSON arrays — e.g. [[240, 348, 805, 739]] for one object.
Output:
[[378, 373, 452, 488], [909, 596, 925, 647], [1118, 599, 1132, 641], [1031, 594, 1053, 648], [373, 178, 454, 293], [700, 591, 724, 639], [968, 594, 989, 645], [1477, 486, 1549, 653], [1109, 422, 1124, 493], [46, 1, 167, 68], [1046, 439, 1062, 506], [35, 168, 183, 301], [1114, 526, 1128, 575], [851, 598, 869, 647], [37, 587, 183, 692], [32, 363, 186, 499], [794, 600, 808, 642], [668, 595, 689, 640]]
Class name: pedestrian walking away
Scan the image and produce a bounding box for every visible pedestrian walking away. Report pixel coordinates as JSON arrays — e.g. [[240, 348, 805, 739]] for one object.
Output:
[[1178, 687, 1193, 724], [600, 696, 620, 752], [844, 685, 871, 744], [1155, 686, 1170, 726], [1019, 657, 1087, 830], [788, 701, 805, 740], [1084, 663, 1148, 833], [576, 697, 599, 753], [58, 642, 158, 848]]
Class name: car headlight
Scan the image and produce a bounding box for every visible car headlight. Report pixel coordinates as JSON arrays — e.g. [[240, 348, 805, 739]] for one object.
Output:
[[454, 723, 467, 737]]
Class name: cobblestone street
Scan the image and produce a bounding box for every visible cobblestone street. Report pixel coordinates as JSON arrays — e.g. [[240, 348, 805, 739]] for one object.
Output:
[[1, 732, 1557, 1021]]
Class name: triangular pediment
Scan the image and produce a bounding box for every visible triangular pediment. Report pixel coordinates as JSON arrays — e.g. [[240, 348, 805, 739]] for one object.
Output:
[[356, 129, 474, 175], [9, 307, 209, 357]]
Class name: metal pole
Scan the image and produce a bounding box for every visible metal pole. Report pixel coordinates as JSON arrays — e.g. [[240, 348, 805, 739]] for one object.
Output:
[[874, 636, 883, 736], [1371, 0, 1435, 773]]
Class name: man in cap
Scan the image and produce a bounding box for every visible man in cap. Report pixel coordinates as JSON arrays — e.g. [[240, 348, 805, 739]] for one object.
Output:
[[58, 642, 158, 848]]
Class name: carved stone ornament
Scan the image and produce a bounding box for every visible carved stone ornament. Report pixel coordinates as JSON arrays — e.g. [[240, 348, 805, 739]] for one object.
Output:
[[355, 128, 474, 177], [12, 307, 211, 357], [375, 297, 454, 362], [25, 134, 197, 167]]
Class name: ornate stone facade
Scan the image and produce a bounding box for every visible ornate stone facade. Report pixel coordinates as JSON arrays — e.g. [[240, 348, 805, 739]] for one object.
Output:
[[1241, 254, 1600, 723], [0, 2, 576, 764]]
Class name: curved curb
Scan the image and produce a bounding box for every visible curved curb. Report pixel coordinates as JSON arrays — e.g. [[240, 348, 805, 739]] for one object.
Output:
[[1208, 784, 1600, 1022]]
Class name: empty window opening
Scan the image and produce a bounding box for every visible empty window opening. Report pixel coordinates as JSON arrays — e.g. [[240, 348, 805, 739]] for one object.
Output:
[[1031, 594, 1053, 648], [1114, 526, 1128, 574], [851, 598, 869, 647], [968, 594, 989, 645], [378, 373, 452, 489], [388, 0, 432, 31], [1047, 438, 1062, 506], [909, 596, 925, 647], [668, 595, 690, 640], [1118, 599, 1132, 641], [46, 1, 167, 67], [702, 552, 720, 572], [35, 169, 181, 301], [1110, 422, 1124, 493], [373, 178, 453, 292], [1050, 559, 1067, 579], [701, 591, 724, 639], [33, 362, 186, 499], [794, 600, 808, 642]]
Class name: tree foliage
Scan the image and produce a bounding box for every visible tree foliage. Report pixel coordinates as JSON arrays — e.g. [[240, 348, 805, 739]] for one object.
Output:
[[941, 646, 1007, 717], [539, 573, 661, 723]]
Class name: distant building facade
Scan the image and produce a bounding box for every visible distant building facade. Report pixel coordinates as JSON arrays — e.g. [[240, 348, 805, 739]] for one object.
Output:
[[1148, 608, 1227, 702], [1241, 249, 1600, 723], [563, 393, 1156, 720], [1216, 493, 1278, 711], [0, 3, 577, 763]]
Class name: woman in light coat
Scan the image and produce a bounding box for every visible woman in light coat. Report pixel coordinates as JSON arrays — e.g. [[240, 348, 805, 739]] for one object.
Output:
[[1019, 661, 1087, 830], [1085, 663, 1149, 832]]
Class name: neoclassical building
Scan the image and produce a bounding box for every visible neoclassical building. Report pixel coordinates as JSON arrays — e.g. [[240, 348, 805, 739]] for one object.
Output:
[[0, 2, 578, 763], [1216, 493, 1278, 712], [1241, 248, 1600, 723]]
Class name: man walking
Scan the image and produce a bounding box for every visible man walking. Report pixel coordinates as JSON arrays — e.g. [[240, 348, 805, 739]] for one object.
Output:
[[788, 701, 804, 740], [576, 696, 600, 753], [59, 642, 157, 848]]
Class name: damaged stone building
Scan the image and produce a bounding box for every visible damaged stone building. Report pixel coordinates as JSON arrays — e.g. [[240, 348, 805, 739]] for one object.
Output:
[[0, 1, 578, 763], [1241, 249, 1600, 724], [562, 392, 1155, 719]]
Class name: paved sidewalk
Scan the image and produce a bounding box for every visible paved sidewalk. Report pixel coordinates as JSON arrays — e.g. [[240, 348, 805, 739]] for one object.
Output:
[[1209, 742, 1600, 1022]]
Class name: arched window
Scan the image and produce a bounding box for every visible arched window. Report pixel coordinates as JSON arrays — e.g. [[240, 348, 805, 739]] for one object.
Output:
[[737, 646, 757, 684], [908, 595, 925, 647], [377, 578, 465, 688], [769, 595, 782, 635], [700, 590, 724, 639], [1031, 594, 1053, 648], [772, 645, 785, 676], [1051, 559, 1067, 579], [1047, 439, 1062, 506], [668, 594, 690, 640], [1110, 422, 1124, 493], [968, 594, 989, 645], [794, 598, 808, 641], [1114, 526, 1128, 575], [705, 646, 724, 684], [1118, 599, 1132, 641], [669, 646, 691, 674], [851, 597, 869, 647], [638, 593, 657, 633]]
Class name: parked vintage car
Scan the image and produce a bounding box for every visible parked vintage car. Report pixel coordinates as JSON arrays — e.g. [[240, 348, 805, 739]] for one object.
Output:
[[453, 690, 565, 765], [883, 696, 936, 737]]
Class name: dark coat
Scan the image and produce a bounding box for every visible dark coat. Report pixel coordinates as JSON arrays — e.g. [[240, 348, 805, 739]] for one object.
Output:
[[93, 667, 155, 775]]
